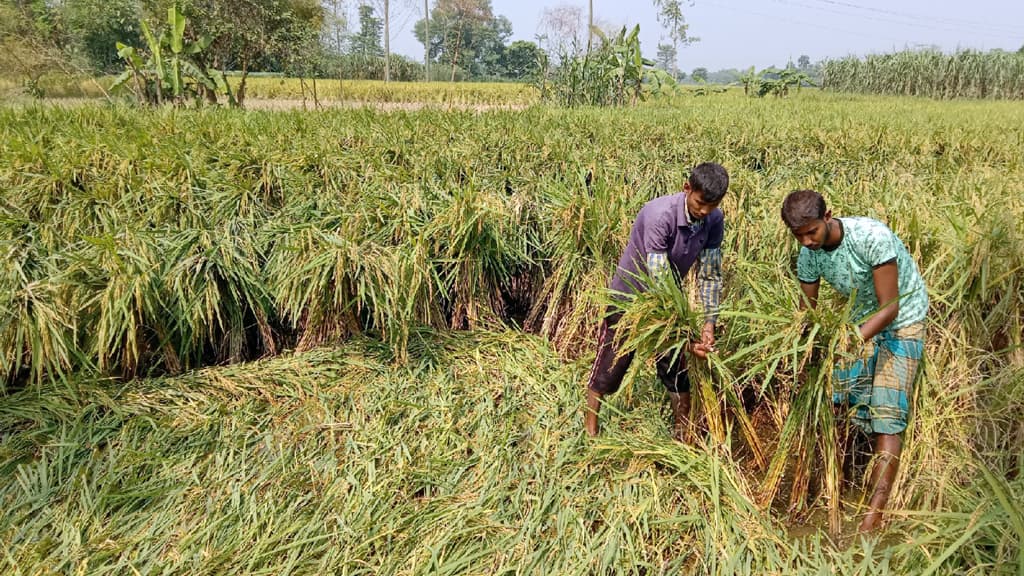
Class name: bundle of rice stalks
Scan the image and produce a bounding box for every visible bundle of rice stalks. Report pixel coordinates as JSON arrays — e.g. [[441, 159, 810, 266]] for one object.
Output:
[[0, 216, 78, 389], [601, 271, 767, 468], [756, 299, 869, 535]]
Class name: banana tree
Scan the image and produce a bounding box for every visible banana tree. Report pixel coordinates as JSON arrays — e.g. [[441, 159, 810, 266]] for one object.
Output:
[[113, 6, 214, 106], [546, 24, 668, 107], [756, 66, 814, 97], [601, 25, 662, 105], [738, 66, 761, 96]]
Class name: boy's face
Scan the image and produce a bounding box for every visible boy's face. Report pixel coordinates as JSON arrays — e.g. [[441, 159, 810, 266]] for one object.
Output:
[[790, 214, 831, 250], [684, 184, 720, 222]]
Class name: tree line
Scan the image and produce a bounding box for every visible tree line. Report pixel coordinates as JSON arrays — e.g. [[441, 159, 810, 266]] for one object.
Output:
[[2, 1, 708, 94], [0, 0, 553, 95]]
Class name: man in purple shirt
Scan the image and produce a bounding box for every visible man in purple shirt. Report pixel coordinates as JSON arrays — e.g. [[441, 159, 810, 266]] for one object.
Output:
[[585, 162, 729, 441]]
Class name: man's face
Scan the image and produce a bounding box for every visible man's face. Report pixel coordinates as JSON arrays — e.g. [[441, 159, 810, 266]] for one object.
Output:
[[790, 218, 829, 251], [685, 187, 720, 222]]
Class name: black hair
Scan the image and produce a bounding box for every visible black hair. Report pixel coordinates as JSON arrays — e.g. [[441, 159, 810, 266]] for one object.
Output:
[[780, 189, 827, 229], [688, 162, 729, 203]]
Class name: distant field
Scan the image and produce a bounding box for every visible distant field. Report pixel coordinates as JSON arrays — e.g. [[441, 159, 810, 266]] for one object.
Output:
[[1, 91, 1022, 574], [1, 74, 541, 106], [238, 77, 541, 106]]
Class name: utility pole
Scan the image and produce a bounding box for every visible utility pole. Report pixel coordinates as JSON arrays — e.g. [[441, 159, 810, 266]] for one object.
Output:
[[333, 0, 344, 100], [588, 0, 593, 52], [384, 0, 391, 82], [332, 0, 343, 54], [424, 0, 430, 81]]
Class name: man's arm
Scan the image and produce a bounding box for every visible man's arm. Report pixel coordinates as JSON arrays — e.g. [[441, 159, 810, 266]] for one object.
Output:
[[646, 252, 671, 283], [799, 280, 820, 310], [697, 247, 722, 348], [859, 260, 900, 340]]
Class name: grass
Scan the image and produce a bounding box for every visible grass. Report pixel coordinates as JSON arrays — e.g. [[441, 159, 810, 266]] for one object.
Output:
[[1, 332, 1019, 574], [0, 89, 1022, 572]]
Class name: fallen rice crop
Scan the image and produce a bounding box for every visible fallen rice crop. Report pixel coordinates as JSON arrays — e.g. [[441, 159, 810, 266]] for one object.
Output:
[[0, 89, 1022, 573]]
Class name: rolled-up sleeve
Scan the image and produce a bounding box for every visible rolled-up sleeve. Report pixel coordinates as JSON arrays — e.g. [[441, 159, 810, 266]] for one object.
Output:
[[698, 247, 722, 324], [647, 251, 670, 283]]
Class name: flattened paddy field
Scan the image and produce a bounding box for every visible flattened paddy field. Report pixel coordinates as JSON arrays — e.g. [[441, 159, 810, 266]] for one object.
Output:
[[1, 91, 1022, 574]]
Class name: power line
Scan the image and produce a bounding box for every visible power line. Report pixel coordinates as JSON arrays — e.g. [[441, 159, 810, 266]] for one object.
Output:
[[771, 0, 1024, 41], [709, 0, 1023, 45], [702, 0, 909, 44], [805, 0, 1024, 37]]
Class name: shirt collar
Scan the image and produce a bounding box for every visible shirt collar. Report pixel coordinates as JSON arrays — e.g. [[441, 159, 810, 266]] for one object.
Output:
[[679, 192, 701, 228]]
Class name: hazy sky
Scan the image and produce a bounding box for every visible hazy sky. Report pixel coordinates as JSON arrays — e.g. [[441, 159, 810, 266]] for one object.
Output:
[[382, 0, 1024, 71]]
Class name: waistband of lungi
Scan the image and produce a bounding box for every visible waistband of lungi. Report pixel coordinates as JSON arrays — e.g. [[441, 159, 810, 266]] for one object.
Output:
[[876, 321, 926, 358]]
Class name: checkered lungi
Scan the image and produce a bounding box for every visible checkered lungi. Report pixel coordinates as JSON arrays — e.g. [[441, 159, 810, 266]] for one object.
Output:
[[832, 321, 926, 435]]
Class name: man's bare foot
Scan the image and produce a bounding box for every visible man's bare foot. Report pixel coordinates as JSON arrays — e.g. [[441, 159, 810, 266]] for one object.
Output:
[[858, 433, 901, 534], [669, 391, 691, 443], [672, 425, 691, 444], [585, 389, 603, 437], [858, 510, 883, 533]]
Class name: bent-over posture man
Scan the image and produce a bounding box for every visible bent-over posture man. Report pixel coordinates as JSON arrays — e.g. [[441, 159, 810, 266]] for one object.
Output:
[[585, 162, 729, 441], [781, 189, 928, 532]]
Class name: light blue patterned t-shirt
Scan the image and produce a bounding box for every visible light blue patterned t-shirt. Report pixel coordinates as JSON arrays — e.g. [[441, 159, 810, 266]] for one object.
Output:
[[797, 217, 928, 330]]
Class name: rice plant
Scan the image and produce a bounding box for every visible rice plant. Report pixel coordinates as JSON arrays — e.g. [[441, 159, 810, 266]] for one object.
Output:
[[0, 90, 1022, 572]]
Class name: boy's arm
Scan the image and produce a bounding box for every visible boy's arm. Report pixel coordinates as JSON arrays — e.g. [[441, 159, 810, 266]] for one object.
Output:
[[859, 260, 900, 340]]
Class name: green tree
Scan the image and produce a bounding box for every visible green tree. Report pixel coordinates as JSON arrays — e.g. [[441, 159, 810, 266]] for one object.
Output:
[[738, 65, 759, 95], [63, 0, 143, 72], [362, 0, 410, 81], [322, 0, 348, 55], [546, 25, 669, 106], [1, 0, 113, 97], [474, 14, 511, 77], [414, 0, 511, 81], [422, 0, 430, 79], [656, 42, 676, 73], [8, 0, 63, 44], [113, 5, 216, 106], [351, 3, 383, 57], [501, 39, 544, 80], [797, 54, 810, 70], [141, 0, 324, 106], [383, 0, 389, 81], [691, 66, 707, 82], [0, 0, 65, 96], [652, 0, 697, 78]]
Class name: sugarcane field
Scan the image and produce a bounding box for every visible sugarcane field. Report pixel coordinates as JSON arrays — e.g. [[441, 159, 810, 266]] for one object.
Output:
[[2, 1, 1023, 574]]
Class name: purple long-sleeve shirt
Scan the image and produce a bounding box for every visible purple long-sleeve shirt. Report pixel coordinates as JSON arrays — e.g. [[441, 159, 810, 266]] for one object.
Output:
[[609, 192, 724, 322]]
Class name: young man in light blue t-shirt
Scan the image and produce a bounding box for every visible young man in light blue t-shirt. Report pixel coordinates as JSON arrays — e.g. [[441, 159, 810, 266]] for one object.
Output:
[[781, 189, 928, 533]]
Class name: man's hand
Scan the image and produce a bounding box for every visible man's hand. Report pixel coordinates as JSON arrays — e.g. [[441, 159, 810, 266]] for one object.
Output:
[[835, 323, 866, 362], [690, 343, 711, 359], [690, 323, 717, 359], [701, 322, 716, 349]]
